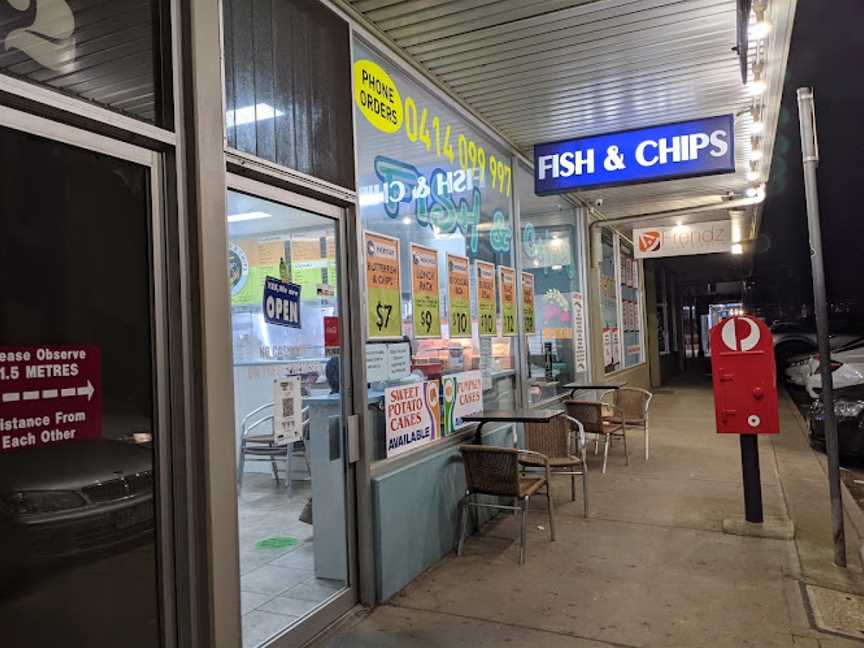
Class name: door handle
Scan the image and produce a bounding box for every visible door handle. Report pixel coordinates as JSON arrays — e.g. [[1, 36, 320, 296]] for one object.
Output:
[[347, 414, 360, 464]]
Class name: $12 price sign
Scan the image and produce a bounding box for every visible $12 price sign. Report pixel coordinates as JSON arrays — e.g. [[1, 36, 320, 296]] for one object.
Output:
[[365, 231, 403, 339]]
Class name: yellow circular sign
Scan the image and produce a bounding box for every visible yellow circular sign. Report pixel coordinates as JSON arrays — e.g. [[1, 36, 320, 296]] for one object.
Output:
[[354, 59, 403, 134]]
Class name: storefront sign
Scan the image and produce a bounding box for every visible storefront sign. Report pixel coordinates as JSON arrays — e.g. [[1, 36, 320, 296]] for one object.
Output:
[[633, 220, 733, 258], [534, 115, 735, 194], [442, 370, 484, 435], [0, 345, 101, 452], [522, 272, 536, 335], [499, 266, 517, 337], [572, 292, 588, 373], [476, 260, 497, 337], [273, 377, 303, 443], [385, 380, 441, 457], [447, 254, 472, 338], [263, 276, 301, 328], [364, 231, 402, 339], [410, 244, 441, 338]]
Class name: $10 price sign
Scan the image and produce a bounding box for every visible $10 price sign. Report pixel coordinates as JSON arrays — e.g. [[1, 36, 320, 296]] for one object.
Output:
[[475, 260, 497, 337], [447, 253, 471, 338], [365, 231, 402, 339], [410, 244, 441, 338]]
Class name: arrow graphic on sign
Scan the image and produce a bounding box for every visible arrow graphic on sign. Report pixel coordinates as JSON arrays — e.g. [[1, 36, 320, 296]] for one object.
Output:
[[2, 380, 95, 403]]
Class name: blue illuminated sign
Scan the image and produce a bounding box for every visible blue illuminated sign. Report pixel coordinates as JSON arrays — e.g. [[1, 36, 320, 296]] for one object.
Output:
[[533, 115, 735, 195]]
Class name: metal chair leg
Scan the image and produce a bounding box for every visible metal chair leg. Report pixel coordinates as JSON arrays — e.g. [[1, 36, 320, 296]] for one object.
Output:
[[456, 493, 469, 556], [582, 463, 590, 518], [623, 426, 630, 466], [644, 423, 650, 461], [237, 447, 245, 494], [602, 433, 610, 474], [546, 486, 556, 541], [519, 496, 529, 565], [571, 472, 576, 501]]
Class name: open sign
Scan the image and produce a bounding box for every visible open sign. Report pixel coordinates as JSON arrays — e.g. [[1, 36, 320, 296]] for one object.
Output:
[[263, 277, 301, 328]]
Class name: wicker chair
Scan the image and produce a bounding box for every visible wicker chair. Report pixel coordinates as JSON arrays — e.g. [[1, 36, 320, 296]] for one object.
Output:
[[519, 414, 589, 517], [456, 445, 555, 565], [566, 400, 626, 474], [600, 388, 653, 461]]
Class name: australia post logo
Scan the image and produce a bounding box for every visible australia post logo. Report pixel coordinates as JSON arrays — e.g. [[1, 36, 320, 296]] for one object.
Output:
[[2, 0, 76, 72], [638, 230, 662, 254]]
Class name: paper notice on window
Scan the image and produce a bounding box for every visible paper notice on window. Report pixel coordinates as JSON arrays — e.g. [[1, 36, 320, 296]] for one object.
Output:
[[273, 376, 303, 443], [602, 328, 612, 366], [387, 342, 411, 379], [572, 292, 588, 373], [366, 344, 388, 382]]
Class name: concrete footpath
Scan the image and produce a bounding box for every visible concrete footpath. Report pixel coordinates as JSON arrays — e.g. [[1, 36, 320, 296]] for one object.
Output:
[[315, 376, 864, 647]]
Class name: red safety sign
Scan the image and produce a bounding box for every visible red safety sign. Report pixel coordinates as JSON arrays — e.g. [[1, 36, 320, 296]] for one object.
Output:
[[0, 345, 102, 453], [710, 317, 779, 434]]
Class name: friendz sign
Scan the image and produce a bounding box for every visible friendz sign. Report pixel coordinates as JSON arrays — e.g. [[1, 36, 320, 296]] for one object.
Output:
[[534, 115, 735, 194], [633, 220, 733, 259]]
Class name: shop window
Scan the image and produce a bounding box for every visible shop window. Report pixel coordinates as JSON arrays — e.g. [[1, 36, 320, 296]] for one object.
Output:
[[600, 230, 644, 373], [517, 166, 588, 405], [0, 0, 173, 126], [353, 38, 518, 462], [0, 126, 159, 646], [222, 0, 354, 188]]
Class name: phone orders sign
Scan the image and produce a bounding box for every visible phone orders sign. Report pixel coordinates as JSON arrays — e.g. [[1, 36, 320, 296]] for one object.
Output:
[[0, 345, 101, 453]]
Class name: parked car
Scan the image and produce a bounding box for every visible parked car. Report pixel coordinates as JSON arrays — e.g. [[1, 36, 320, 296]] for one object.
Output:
[[790, 339, 864, 397], [810, 392, 864, 459], [771, 320, 861, 376], [0, 438, 154, 576]]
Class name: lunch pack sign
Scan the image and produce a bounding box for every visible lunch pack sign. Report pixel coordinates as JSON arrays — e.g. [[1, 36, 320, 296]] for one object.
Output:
[[534, 115, 735, 194]]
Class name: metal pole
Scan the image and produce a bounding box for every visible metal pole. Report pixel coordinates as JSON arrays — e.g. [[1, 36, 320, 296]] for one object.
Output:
[[740, 435, 764, 523], [797, 87, 846, 567]]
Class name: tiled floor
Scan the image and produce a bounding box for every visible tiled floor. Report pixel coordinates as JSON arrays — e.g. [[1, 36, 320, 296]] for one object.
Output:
[[238, 473, 346, 648]]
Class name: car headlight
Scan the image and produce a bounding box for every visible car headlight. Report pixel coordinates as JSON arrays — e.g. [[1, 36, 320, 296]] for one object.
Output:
[[0, 490, 87, 515]]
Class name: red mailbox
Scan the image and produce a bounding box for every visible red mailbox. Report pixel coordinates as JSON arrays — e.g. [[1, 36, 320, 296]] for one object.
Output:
[[710, 316, 779, 434]]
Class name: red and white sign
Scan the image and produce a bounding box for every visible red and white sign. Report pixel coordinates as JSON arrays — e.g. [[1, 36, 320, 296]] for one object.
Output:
[[324, 316, 340, 348], [0, 345, 102, 452]]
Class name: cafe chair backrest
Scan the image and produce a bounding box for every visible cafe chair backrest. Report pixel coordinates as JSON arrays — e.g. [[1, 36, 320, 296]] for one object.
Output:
[[524, 414, 570, 458], [459, 445, 521, 497], [612, 388, 652, 422], [565, 400, 604, 434]]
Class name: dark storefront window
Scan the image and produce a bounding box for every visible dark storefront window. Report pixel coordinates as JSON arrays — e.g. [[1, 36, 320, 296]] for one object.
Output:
[[0, 0, 173, 127], [0, 126, 159, 647], [222, 0, 354, 188]]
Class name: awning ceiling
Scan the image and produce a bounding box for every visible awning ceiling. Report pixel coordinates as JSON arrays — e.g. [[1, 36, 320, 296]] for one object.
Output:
[[345, 0, 797, 238]]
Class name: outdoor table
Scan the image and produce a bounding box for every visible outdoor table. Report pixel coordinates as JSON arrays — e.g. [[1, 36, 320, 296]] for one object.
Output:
[[563, 381, 628, 398], [462, 408, 564, 445]]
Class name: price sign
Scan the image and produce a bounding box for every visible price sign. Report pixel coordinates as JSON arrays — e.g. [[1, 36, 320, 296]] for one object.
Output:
[[475, 260, 497, 337], [364, 231, 402, 339], [447, 253, 471, 338], [499, 266, 517, 337], [522, 272, 536, 335], [410, 243, 441, 338]]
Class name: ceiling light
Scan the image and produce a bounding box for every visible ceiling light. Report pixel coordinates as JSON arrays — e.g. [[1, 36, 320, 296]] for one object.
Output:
[[750, 121, 765, 135], [747, 80, 768, 96], [227, 211, 272, 223], [676, 220, 683, 227], [746, 169, 760, 182], [401, 217, 411, 225], [225, 103, 284, 128], [749, 21, 772, 40], [745, 187, 759, 198], [731, 243, 744, 255], [750, 149, 764, 162]]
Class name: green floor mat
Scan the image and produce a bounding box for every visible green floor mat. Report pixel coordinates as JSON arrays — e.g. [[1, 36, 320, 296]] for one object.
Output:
[[255, 536, 299, 550]]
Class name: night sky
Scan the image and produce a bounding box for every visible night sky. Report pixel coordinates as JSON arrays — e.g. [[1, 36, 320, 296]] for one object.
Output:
[[754, 0, 864, 314]]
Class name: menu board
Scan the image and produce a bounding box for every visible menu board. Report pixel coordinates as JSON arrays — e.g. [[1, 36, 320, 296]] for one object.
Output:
[[447, 253, 472, 338], [364, 231, 402, 339], [475, 260, 497, 337], [410, 244, 441, 338]]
